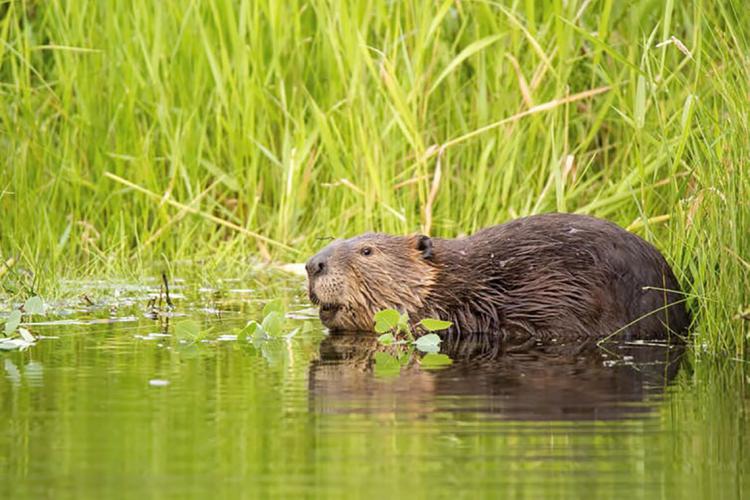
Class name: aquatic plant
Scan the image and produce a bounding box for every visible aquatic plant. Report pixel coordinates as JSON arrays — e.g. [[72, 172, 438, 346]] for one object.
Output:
[[372, 308, 453, 371], [374, 308, 451, 343], [0, 295, 44, 350]]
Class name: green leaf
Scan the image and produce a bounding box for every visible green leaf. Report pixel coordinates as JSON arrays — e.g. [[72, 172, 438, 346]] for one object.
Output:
[[174, 319, 201, 339], [250, 325, 269, 343], [418, 318, 452, 332], [398, 312, 410, 334], [200, 159, 241, 192], [428, 34, 504, 96], [377, 333, 395, 345], [398, 345, 415, 365], [373, 352, 401, 377], [237, 320, 260, 342], [17, 327, 35, 343], [0, 338, 32, 351], [262, 299, 285, 317], [24, 296, 45, 316], [635, 75, 647, 129], [419, 353, 453, 369], [373, 309, 400, 333], [4, 310, 22, 336], [261, 311, 284, 336], [414, 333, 442, 352]]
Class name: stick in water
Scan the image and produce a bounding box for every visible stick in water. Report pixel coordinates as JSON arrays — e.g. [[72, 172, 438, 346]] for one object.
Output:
[[162, 272, 174, 309]]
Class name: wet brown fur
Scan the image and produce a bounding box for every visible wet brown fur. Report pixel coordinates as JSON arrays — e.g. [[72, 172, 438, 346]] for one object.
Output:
[[306, 213, 691, 341]]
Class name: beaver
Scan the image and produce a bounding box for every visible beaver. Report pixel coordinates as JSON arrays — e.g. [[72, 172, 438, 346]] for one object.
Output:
[[306, 213, 690, 341]]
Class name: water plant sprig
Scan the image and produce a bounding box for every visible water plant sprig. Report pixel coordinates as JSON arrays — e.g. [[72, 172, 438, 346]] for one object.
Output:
[[373, 309, 453, 377], [0, 296, 44, 350], [374, 308, 452, 349], [372, 309, 454, 372], [236, 300, 299, 342]]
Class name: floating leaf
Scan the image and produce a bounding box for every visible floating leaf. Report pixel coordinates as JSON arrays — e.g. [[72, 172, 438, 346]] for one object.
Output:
[[251, 327, 270, 344], [262, 311, 285, 336], [24, 296, 45, 316], [4, 310, 22, 336], [377, 333, 396, 345], [17, 327, 35, 343], [0, 337, 34, 351], [374, 309, 400, 333], [414, 333, 442, 352], [262, 299, 284, 317], [237, 320, 260, 342], [174, 319, 201, 339], [419, 353, 453, 368], [373, 352, 401, 377], [419, 318, 453, 332]]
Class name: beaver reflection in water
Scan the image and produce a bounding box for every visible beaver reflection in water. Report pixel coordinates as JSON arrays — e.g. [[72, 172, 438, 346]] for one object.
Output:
[[309, 332, 685, 420], [306, 213, 690, 341]]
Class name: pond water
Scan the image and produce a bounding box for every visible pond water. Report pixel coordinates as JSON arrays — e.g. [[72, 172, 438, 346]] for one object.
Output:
[[0, 272, 748, 498]]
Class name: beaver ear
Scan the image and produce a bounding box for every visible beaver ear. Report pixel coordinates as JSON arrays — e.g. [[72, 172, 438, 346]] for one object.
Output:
[[415, 235, 433, 260]]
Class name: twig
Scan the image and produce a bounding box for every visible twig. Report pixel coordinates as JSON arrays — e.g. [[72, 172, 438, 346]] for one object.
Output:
[[162, 273, 174, 309]]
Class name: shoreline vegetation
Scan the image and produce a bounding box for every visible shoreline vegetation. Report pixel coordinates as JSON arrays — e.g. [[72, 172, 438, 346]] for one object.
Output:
[[1, 1, 748, 356]]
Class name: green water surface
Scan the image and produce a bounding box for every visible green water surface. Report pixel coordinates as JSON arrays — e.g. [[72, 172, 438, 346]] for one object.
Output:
[[0, 274, 748, 499]]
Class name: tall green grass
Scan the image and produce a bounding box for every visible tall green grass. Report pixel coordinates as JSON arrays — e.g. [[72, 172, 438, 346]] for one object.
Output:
[[1, 0, 748, 355]]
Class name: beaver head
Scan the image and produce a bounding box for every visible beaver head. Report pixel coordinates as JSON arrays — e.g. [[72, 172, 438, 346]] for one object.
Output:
[[306, 233, 437, 330]]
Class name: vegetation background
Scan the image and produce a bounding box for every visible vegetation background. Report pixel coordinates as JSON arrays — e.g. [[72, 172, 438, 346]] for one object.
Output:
[[0, 0, 747, 355]]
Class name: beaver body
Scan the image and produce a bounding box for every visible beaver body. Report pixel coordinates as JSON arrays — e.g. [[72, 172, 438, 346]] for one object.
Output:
[[306, 213, 690, 341]]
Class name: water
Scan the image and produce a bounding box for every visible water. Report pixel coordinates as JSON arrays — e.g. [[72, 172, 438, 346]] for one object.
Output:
[[1, 274, 748, 499]]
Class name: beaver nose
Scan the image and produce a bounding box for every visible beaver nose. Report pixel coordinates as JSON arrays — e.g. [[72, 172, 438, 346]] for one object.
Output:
[[305, 253, 328, 278]]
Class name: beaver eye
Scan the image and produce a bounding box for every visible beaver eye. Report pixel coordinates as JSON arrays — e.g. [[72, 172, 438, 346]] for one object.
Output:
[[360, 247, 373, 256]]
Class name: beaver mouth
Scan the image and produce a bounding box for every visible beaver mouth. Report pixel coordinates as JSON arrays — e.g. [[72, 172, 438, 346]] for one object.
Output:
[[320, 303, 341, 313], [319, 302, 342, 322], [309, 290, 344, 325]]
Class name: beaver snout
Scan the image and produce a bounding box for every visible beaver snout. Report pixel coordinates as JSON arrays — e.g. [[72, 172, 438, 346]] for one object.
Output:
[[306, 248, 332, 278], [306, 246, 347, 329]]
